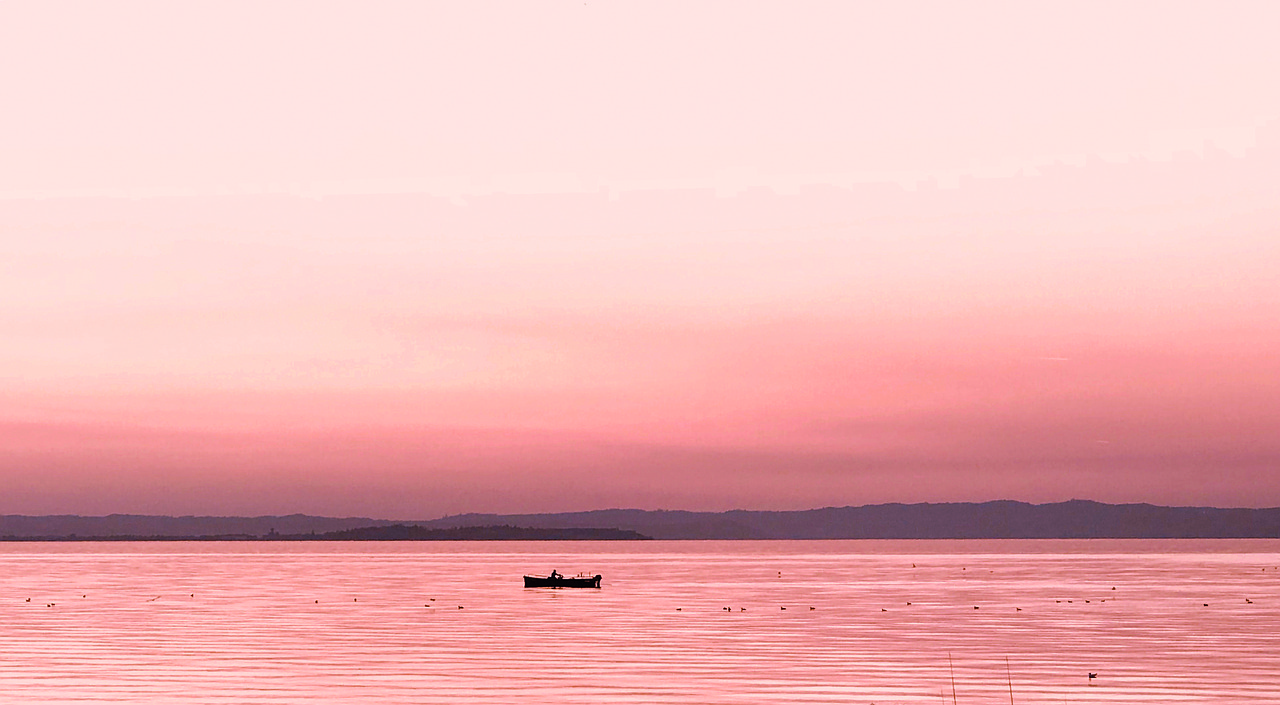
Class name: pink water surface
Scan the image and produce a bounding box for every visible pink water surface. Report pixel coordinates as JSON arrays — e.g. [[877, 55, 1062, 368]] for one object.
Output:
[[2, 540, 1278, 703]]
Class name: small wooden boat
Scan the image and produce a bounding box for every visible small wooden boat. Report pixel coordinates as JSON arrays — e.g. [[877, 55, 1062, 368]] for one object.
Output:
[[523, 573, 602, 588]]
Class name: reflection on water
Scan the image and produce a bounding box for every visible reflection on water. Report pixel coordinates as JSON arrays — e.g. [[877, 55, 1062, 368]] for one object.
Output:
[[1, 540, 1278, 703]]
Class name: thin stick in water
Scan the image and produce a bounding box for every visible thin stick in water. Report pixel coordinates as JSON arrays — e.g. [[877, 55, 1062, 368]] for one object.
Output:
[[949, 652, 958, 705], [1006, 656, 1014, 705]]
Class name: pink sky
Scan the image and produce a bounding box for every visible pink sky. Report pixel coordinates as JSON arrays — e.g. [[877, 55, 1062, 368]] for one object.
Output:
[[2, 1, 1279, 516]]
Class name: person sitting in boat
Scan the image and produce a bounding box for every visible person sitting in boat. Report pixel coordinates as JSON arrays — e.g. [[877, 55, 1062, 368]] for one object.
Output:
[[549, 569, 561, 580]]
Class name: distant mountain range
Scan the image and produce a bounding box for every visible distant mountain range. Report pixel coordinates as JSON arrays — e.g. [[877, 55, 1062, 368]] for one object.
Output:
[[423, 500, 1280, 539], [3, 501, 1280, 540]]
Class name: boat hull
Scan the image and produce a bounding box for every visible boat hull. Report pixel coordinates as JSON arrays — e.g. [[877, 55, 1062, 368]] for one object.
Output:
[[523, 574, 602, 588]]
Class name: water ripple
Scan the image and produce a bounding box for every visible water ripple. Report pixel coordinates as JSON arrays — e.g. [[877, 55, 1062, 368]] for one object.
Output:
[[1, 540, 1278, 703]]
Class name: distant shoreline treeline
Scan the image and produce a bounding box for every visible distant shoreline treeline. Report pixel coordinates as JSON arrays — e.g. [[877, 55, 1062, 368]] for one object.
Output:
[[5, 501, 1280, 540], [0, 525, 651, 542]]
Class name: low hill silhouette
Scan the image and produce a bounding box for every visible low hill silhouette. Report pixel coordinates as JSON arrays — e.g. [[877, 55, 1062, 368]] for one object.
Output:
[[315, 525, 649, 541]]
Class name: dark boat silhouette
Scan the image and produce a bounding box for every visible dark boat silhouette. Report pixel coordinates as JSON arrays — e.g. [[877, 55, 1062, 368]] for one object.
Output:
[[523, 573, 602, 588]]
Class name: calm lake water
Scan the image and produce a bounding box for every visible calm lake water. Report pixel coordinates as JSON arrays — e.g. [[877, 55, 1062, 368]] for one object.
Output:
[[1, 540, 1278, 703]]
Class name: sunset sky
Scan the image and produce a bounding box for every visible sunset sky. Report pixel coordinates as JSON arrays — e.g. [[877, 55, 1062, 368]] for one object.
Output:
[[3, 1, 1279, 517]]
